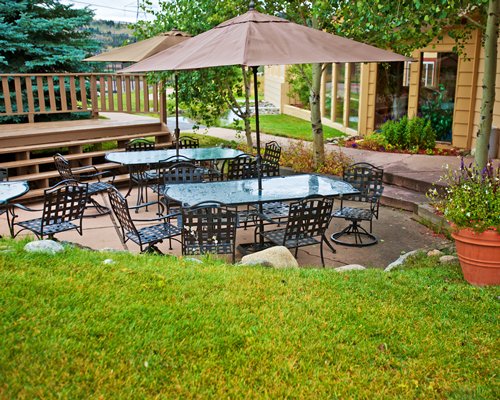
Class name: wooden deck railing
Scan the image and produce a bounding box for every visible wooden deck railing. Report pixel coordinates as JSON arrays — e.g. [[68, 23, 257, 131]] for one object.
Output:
[[0, 73, 162, 122]]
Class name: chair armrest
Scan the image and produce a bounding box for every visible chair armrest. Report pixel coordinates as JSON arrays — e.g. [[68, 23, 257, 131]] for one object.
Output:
[[10, 203, 42, 213], [78, 167, 115, 183]]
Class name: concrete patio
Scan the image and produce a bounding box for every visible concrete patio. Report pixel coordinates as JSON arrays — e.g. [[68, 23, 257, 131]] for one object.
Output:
[[0, 186, 451, 269]]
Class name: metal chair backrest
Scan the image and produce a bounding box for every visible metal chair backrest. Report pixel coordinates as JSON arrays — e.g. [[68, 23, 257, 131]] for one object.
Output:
[[41, 180, 88, 234], [177, 136, 199, 149], [181, 201, 237, 261], [53, 153, 76, 181], [162, 162, 204, 186], [284, 195, 334, 242], [0, 167, 8, 181], [343, 162, 384, 203], [263, 141, 281, 165], [108, 187, 139, 242], [223, 153, 257, 180], [126, 138, 156, 151]]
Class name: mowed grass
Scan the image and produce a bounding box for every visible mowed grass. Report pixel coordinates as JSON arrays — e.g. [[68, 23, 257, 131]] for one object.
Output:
[[0, 239, 498, 399], [249, 114, 345, 141]]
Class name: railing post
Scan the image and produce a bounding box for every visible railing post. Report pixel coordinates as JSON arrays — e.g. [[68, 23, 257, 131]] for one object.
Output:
[[90, 74, 99, 119]]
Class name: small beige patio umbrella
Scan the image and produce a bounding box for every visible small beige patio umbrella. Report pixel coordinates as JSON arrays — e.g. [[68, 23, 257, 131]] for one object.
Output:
[[84, 29, 191, 63], [120, 3, 409, 190]]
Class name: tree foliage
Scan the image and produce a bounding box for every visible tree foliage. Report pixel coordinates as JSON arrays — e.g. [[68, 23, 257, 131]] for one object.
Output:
[[331, 0, 496, 169], [0, 0, 99, 73]]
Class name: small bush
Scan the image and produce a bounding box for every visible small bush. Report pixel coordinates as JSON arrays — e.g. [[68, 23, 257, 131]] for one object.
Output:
[[280, 141, 352, 176], [359, 133, 387, 151], [380, 116, 436, 151]]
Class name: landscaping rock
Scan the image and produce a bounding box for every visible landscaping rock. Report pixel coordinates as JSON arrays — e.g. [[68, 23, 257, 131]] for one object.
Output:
[[24, 240, 64, 254], [184, 257, 203, 264], [427, 249, 444, 257], [240, 246, 299, 268], [384, 250, 420, 271], [440, 255, 459, 264], [334, 264, 366, 272]]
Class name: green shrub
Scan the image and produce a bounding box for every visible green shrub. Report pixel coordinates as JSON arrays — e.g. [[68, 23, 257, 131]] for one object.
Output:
[[360, 133, 388, 151], [380, 116, 436, 151]]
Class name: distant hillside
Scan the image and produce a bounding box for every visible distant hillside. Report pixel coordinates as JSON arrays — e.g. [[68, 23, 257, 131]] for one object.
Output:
[[88, 20, 136, 53]]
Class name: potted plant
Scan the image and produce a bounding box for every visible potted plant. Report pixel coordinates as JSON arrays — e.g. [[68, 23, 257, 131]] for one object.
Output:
[[429, 160, 500, 286]]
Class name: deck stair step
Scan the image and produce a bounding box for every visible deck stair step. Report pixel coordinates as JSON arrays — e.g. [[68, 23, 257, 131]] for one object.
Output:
[[0, 132, 171, 155]]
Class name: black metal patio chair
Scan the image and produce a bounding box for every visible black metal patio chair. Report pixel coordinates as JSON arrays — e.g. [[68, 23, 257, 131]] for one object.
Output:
[[53, 153, 114, 216], [257, 195, 335, 267], [330, 162, 384, 247], [261, 140, 281, 177], [181, 201, 238, 263], [108, 187, 182, 254], [156, 161, 205, 215], [221, 153, 259, 228], [11, 179, 88, 240], [176, 135, 200, 149], [123, 138, 156, 208]]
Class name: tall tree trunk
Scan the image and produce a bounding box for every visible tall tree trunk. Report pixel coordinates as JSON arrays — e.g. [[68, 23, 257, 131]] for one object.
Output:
[[243, 66, 253, 148], [310, 15, 325, 168], [475, 0, 499, 169], [310, 63, 325, 168]]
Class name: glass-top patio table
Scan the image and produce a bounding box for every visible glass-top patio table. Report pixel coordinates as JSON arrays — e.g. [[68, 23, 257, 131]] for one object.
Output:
[[105, 147, 245, 165], [0, 181, 29, 237], [164, 174, 359, 207], [0, 181, 29, 206]]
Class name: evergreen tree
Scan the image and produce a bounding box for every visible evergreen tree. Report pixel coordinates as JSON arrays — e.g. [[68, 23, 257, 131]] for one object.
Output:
[[0, 0, 100, 73]]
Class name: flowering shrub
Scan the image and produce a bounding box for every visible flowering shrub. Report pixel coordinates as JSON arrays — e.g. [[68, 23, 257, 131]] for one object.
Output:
[[428, 160, 500, 233], [238, 141, 352, 176], [280, 141, 352, 176]]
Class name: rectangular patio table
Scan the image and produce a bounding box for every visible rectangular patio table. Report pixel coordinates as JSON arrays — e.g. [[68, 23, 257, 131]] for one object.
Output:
[[105, 147, 245, 166], [164, 174, 358, 206], [163, 174, 359, 254], [0, 181, 29, 237]]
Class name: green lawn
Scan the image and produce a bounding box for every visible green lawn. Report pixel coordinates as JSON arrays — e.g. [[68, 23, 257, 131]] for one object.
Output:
[[223, 114, 344, 141], [0, 239, 498, 399]]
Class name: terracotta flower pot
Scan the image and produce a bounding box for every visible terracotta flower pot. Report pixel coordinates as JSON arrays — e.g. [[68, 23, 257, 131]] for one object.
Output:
[[451, 228, 500, 286]]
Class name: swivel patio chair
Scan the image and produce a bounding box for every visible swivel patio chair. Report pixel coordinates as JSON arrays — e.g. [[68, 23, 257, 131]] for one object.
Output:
[[53, 153, 114, 216], [181, 201, 238, 263], [124, 138, 156, 208], [257, 195, 335, 267], [330, 162, 384, 247], [11, 180, 88, 240], [108, 187, 182, 254]]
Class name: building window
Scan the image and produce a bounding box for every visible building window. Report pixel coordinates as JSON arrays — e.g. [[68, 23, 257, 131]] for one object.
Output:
[[335, 63, 346, 124], [418, 52, 458, 142], [324, 64, 332, 117], [375, 62, 409, 128], [349, 63, 361, 129]]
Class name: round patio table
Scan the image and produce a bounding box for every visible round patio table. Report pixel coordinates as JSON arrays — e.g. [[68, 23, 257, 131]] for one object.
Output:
[[0, 181, 29, 237]]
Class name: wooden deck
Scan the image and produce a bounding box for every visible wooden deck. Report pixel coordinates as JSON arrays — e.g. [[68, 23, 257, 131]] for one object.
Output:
[[0, 113, 173, 201]]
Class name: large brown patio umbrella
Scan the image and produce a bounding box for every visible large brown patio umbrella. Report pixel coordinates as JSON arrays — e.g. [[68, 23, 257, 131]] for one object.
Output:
[[121, 4, 409, 190], [84, 29, 191, 63]]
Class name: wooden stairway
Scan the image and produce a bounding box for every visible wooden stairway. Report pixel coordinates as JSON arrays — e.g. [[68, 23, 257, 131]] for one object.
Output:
[[0, 114, 173, 201]]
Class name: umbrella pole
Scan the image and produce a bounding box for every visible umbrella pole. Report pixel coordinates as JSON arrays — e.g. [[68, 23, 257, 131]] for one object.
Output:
[[252, 66, 262, 192], [175, 73, 180, 156]]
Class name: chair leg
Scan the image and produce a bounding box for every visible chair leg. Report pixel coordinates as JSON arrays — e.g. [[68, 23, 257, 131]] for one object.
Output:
[[330, 220, 378, 247]]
